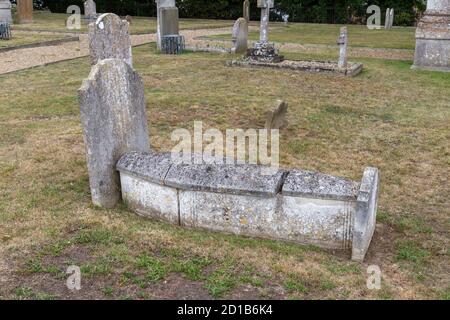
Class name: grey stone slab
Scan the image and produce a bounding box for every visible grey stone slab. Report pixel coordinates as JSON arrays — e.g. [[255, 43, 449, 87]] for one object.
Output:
[[78, 59, 150, 208], [0, 0, 12, 24], [117, 151, 173, 185], [243, 0, 250, 22], [282, 169, 359, 201], [84, 0, 97, 19], [165, 162, 285, 197], [88, 13, 132, 66], [232, 17, 248, 54]]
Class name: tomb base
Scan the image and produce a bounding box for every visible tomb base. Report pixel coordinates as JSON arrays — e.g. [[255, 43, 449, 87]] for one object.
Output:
[[246, 41, 284, 63]]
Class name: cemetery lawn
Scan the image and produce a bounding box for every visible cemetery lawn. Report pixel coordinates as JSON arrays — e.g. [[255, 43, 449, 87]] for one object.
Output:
[[0, 43, 449, 300], [0, 32, 70, 49], [12, 11, 234, 34], [208, 23, 416, 50]]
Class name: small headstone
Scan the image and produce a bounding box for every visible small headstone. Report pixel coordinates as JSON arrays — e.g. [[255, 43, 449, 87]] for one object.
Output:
[[88, 13, 133, 66], [17, 0, 33, 24], [78, 59, 150, 208], [0, 0, 13, 24], [232, 18, 248, 54], [337, 26, 348, 69], [265, 100, 288, 130], [84, 0, 97, 20], [385, 8, 391, 29], [243, 0, 250, 22], [389, 8, 395, 28]]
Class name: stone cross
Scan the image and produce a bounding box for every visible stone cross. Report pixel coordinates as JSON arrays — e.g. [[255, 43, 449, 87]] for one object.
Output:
[[243, 0, 250, 22], [84, 0, 97, 20], [0, 0, 12, 24], [258, 0, 274, 43], [156, 0, 177, 50], [78, 59, 150, 208], [88, 13, 133, 66], [231, 17, 248, 54], [337, 26, 348, 69], [17, 0, 33, 24]]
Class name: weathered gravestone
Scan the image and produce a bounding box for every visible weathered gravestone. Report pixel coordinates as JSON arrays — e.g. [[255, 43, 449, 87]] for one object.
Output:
[[78, 59, 150, 208], [243, 0, 250, 22], [389, 8, 395, 28], [232, 18, 248, 54], [337, 26, 348, 69], [0, 0, 12, 24], [413, 0, 450, 71], [84, 0, 97, 21], [88, 13, 133, 66], [384, 8, 391, 29], [17, 0, 33, 24], [265, 100, 288, 129], [156, 0, 179, 50]]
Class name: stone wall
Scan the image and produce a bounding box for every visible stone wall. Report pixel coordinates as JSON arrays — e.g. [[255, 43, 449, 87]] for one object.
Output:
[[117, 151, 379, 261]]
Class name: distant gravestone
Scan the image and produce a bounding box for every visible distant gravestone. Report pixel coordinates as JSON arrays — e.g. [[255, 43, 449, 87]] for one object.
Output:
[[384, 8, 390, 29], [84, 0, 97, 20], [88, 13, 132, 66], [232, 18, 248, 54], [337, 26, 348, 69], [17, 0, 33, 24], [265, 100, 288, 130], [389, 8, 395, 28], [156, 0, 177, 50], [243, 0, 250, 22], [0, 0, 12, 24], [78, 59, 150, 208]]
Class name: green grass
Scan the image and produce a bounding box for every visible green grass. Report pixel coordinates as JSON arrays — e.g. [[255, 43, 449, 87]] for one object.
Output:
[[0, 33, 449, 300]]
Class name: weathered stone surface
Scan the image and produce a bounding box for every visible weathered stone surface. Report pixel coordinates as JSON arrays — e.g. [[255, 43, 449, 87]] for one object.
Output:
[[384, 8, 391, 29], [165, 162, 285, 197], [17, 0, 33, 24], [352, 167, 379, 261], [120, 173, 179, 224], [117, 151, 172, 185], [389, 8, 395, 28], [160, 7, 179, 36], [258, 0, 273, 42], [265, 100, 288, 129], [156, 0, 177, 50], [88, 13, 132, 66], [84, 0, 97, 20], [243, 0, 250, 22], [413, 0, 450, 71], [337, 26, 348, 69], [0, 0, 12, 24], [232, 17, 248, 54], [282, 169, 360, 201], [78, 59, 150, 208]]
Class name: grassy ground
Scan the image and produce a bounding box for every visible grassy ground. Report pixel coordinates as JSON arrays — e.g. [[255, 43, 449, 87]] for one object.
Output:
[[0, 29, 449, 299], [208, 23, 416, 50], [0, 32, 70, 49], [12, 11, 233, 34]]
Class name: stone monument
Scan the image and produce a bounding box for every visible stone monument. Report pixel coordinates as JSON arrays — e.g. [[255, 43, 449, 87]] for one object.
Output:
[[337, 26, 348, 69], [84, 0, 97, 21], [78, 59, 150, 208], [0, 0, 12, 23], [231, 17, 248, 54], [17, 0, 33, 24], [243, 0, 250, 22], [156, 0, 179, 50], [88, 13, 133, 66], [246, 0, 284, 63], [413, 0, 450, 71]]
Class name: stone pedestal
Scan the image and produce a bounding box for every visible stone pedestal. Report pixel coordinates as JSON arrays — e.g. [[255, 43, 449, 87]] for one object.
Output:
[[17, 0, 33, 24], [413, 0, 450, 72], [0, 0, 12, 23]]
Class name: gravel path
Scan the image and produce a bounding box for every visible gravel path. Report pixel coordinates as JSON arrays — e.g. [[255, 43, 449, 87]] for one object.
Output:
[[0, 27, 233, 75]]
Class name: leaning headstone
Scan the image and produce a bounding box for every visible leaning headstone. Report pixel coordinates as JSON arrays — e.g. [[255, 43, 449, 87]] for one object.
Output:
[[413, 0, 450, 71], [384, 8, 390, 29], [84, 0, 97, 21], [337, 26, 348, 69], [265, 100, 288, 129], [88, 13, 133, 66], [17, 0, 33, 24], [0, 0, 13, 24], [231, 18, 248, 54], [156, 0, 177, 50], [389, 8, 395, 28], [78, 59, 150, 208], [243, 0, 250, 22]]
